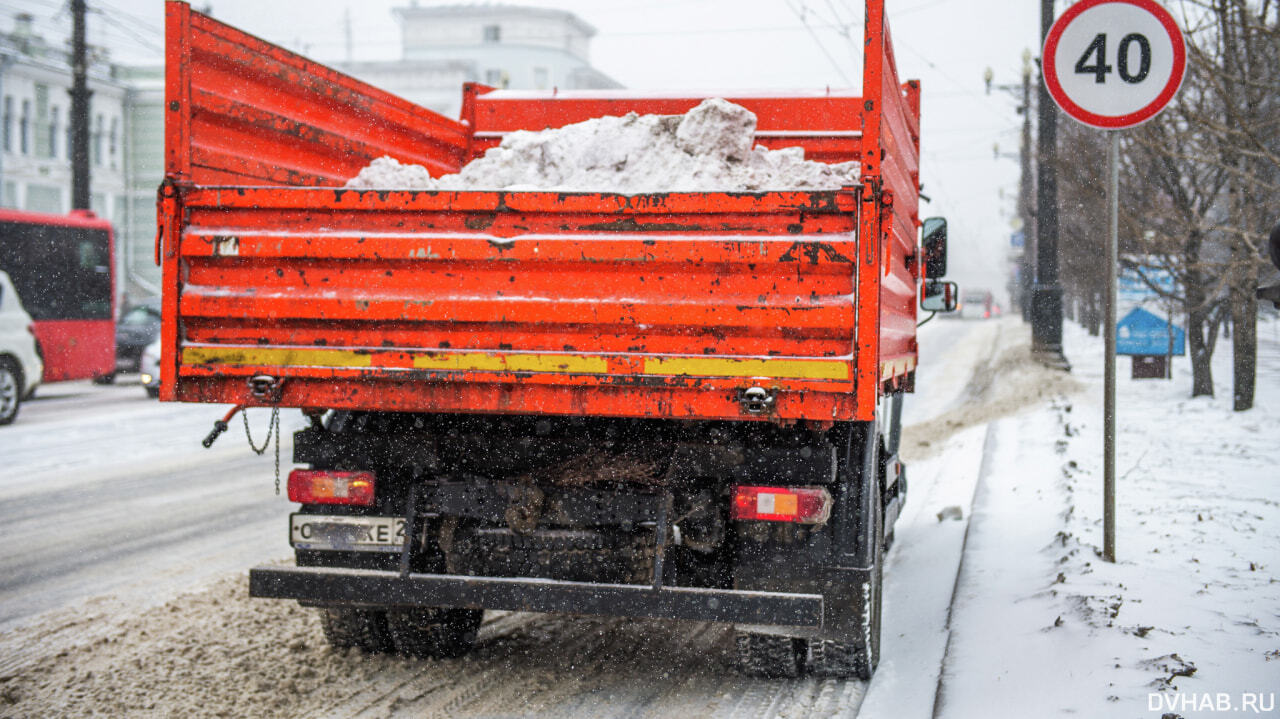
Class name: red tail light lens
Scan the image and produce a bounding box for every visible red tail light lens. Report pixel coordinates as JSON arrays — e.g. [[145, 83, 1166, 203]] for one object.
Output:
[[287, 470, 375, 506], [732, 486, 833, 524]]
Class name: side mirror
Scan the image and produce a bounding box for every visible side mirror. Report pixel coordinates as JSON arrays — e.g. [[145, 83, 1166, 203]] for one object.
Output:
[[922, 217, 948, 278], [921, 280, 958, 312]]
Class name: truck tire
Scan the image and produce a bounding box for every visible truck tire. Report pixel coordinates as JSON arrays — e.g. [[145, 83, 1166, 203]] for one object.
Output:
[[734, 632, 806, 678], [319, 608, 395, 654], [386, 607, 483, 659]]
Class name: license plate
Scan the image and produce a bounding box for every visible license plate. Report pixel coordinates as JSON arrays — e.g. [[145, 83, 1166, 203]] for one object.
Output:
[[290, 514, 406, 552]]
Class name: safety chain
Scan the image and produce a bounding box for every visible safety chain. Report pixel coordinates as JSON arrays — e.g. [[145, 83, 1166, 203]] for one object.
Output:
[[243, 407, 282, 494]]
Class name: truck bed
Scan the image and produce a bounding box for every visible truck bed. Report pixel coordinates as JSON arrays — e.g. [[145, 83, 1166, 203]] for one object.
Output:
[[160, 1, 921, 424]]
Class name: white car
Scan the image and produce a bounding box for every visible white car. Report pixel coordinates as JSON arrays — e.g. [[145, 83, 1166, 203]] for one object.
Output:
[[140, 337, 161, 398], [0, 270, 44, 424]]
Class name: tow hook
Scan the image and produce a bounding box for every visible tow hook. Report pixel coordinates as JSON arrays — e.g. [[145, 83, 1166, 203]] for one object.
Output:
[[248, 375, 284, 401], [738, 386, 776, 415]]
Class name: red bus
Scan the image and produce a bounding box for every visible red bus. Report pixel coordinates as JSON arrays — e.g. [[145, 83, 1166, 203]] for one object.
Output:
[[0, 209, 115, 383]]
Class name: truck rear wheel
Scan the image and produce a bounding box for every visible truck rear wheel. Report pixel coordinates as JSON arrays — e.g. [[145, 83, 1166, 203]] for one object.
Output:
[[319, 608, 394, 653], [734, 632, 806, 678], [387, 607, 483, 659]]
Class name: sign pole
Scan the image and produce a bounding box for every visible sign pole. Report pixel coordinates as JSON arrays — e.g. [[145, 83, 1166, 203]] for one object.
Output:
[[1104, 130, 1118, 563], [1042, 0, 1186, 565]]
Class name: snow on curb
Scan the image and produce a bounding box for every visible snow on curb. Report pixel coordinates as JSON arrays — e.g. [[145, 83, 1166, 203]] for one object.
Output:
[[933, 317, 1280, 719]]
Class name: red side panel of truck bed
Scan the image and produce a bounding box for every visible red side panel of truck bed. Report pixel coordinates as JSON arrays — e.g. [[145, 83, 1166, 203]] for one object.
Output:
[[163, 1, 468, 186], [160, 0, 921, 424]]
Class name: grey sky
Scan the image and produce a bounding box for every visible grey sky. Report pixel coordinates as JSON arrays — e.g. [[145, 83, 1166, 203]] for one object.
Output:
[[12, 0, 1052, 303]]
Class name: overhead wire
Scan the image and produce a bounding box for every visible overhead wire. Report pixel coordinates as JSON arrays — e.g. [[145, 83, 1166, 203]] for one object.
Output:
[[786, 0, 854, 85], [90, 7, 162, 54]]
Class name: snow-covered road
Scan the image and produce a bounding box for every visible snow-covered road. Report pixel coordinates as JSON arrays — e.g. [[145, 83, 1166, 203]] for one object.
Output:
[[0, 383, 299, 635], [0, 317, 1040, 717]]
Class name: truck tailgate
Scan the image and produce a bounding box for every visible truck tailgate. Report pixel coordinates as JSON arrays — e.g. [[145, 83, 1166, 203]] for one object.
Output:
[[167, 187, 860, 422]]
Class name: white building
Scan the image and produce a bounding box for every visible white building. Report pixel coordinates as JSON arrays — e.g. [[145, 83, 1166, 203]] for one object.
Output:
[[0, 13, 141, 303], [0, 14, 128, 218], [342, 2, 621, 118]]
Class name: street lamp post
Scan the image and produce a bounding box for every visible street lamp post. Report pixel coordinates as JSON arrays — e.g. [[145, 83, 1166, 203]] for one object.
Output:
[[1032, 0, 1068, 368]]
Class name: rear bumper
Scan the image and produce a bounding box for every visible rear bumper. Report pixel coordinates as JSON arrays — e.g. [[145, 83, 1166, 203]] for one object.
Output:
[[249, 565, 824, 628]]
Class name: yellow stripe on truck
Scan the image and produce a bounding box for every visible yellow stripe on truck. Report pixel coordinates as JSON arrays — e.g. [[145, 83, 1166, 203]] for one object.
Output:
[[643, 357, 849, 380], [412, 352, 608, 374], [182, 347, 607, 374], [182, 347, 374, 368], [183, 347, 845, 380]]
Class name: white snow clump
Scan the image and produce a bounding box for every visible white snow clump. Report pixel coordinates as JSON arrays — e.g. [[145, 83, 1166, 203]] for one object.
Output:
[[346, 98, 860, 193]]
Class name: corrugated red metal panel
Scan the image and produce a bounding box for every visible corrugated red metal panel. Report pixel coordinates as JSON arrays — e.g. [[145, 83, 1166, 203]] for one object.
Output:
[[164, 1, 468, 186], [170, 188, 860, 422]]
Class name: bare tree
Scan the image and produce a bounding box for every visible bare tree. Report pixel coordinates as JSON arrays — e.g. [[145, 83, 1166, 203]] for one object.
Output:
[[1056, 1, 1277, 406]]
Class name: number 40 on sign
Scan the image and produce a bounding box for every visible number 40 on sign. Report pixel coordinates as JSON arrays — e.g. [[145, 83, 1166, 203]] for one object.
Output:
[[1044, 0, 1185, 130]]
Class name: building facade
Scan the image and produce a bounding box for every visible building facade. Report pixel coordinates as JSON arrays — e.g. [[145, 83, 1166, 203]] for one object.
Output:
[[343, 2, 621, 118], [0, 14, 138, 303], [0, 15, 128, 218]]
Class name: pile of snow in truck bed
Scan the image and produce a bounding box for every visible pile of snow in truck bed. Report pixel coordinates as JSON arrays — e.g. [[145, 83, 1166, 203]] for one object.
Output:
[[346, 98, 861, 192]]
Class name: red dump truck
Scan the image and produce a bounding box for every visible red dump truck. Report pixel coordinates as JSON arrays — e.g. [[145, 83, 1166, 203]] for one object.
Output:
[[160, 0, 955, 679]]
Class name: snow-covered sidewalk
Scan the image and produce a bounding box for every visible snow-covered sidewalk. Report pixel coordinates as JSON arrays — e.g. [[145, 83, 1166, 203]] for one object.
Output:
[[935, 317, 1280, 718]]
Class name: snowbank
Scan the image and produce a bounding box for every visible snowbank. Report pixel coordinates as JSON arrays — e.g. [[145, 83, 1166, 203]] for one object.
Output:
[[347, 98, 861, 193], [933, 316, 1280, 719]]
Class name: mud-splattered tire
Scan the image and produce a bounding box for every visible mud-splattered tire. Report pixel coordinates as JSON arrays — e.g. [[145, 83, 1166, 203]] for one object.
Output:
[[807, 638, 857, 678], [734, 632, 806, 678], [319, 608, 394, 653], [387, 607, 483, 659]]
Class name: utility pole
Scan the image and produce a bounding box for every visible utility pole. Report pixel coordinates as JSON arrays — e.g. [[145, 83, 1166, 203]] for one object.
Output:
[[70, 0, 91, 211], [985, 52, 1036, 319], [1019, 53, 1035, 321], [1032, 0, 1066, 366]]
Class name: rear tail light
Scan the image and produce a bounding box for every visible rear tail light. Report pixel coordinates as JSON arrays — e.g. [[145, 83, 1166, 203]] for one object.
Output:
[[732, 486, 833, 524], [287, 470, 375, 506]]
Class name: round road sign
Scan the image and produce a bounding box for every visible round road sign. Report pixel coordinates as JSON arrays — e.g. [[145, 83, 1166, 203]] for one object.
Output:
[[1043, 0, 1186, 129]]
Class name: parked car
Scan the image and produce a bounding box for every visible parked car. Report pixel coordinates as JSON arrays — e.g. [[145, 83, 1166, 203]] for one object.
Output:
[[0, 270, 44, 424], [139, 337, 161, 398], [108, 298, 162, 380]]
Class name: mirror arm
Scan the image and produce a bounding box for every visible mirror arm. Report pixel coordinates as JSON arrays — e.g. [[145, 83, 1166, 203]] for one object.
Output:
[[917, 310, 938, 328]]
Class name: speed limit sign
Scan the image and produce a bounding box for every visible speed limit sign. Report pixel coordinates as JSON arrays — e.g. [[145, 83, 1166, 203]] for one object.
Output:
[[1042, 0, 1187, 564], [1043, 0, 1186, 128]]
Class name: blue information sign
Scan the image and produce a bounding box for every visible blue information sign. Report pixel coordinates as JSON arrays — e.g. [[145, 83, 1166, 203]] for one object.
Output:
[[1116, 307, 1185, 356]]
